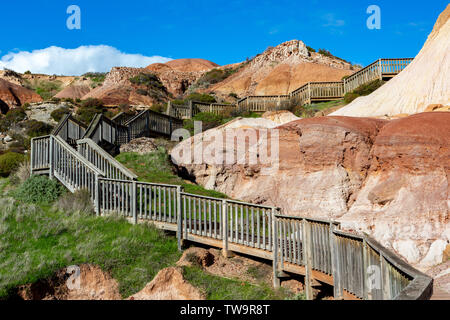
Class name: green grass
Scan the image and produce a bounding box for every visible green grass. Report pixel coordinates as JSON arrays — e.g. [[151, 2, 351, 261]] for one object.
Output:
[[0, 175, 295, 300], [0, 191, 180, 299], [116, 148, 227, 198], [293, 99, 346, 118], [182, 266, 301, 300], [0, 179, 179, 298], [23, 79, 63, 100]]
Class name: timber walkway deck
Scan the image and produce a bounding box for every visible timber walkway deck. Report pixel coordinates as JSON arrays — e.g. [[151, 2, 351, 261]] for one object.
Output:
[[29, 111, 433, 300], [168, 58, 414, 118]]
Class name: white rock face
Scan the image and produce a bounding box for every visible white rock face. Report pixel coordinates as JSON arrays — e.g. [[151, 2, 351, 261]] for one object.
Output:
[[332, 5, 450, 117]]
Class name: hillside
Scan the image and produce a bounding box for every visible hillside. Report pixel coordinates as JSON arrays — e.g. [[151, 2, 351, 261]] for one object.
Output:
[[332, 4, 450, 117], [0, 78, 42, 111], [207, 40, 356, 98]]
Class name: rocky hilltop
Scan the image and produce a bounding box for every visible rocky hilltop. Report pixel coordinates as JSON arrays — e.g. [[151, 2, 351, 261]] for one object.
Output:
[[208, 40, 356, 97], [332, 4, 450, 117], [171, 112, 450, 269]]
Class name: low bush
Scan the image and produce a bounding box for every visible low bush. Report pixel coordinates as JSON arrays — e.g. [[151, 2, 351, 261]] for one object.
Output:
[[76, 98, 104, 125], [50, 107, 71, 122], [12, 175, 64, 204], [344, 79, 385, 104], [185, 92, 216, 103], [55, 189, 94, 215], [195, 68, 234, 88], [150, 104, 166, 113], [0, 152, 26, 177], [9, 160, 31, 186], [83, 72, 106, 88], [228, 92, 239, 99], [0, 108, 27, 132], [22, 120, 53, 138], [183, 112, 225, 134], [23, 79, 63, 100]]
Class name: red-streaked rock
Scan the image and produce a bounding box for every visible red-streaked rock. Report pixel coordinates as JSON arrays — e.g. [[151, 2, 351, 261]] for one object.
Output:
[[0, 78, 42, 108], [171, 112, 450, 268]]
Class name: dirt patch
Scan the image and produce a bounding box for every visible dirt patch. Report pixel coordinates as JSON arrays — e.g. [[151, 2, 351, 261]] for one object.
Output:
[[128, 267, 204, 300], [177, 247, 273, 287], [15, 264, 121, 300]]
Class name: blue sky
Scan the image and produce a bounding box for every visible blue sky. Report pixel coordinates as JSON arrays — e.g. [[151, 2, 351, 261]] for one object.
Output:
[[0, 0, 447, 75]]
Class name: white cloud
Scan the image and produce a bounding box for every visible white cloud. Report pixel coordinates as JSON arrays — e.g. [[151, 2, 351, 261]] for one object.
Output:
[[322, 13, 345, 27], [0, 45, 172, 76]]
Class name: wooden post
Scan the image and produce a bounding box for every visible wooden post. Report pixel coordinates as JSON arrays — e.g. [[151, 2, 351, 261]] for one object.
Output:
[[362, 238, 370, 300], [222, 199, 230, 258], [94, 174, 100, 216], [132, 181, 137, 225], [167, 101, 172, 116], [380, 254, 391, 300], [272, 207, 280, 288], [303, 219, 313, 300], [307, 82, 311, 105], [378, 58, 383, 80], [49, 136, 54, 179], [176, 186, 183, 251], [331, 227, 343, 300], [189, 100, 193, 119]]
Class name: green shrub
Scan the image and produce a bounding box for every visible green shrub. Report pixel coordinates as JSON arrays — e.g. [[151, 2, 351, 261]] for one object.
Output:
[[24, 79, 63, 100], [196, 68, 234, 88], [50, 107, 71, 122], [136, 88, 148, 96], [129, 73, 168, 102], [81, 98, 104, 109], [228, 92, 239, 99], [306, 46, 316, 53], [150, 104, 166, 113], [9, 160, 31, 186], [0, 108, 27, 132], [183, 112, 225, 134], [22, 120, 53, 138], [344, 93, 360, 104], [129, 73, 164, 89], [83, 72, 106, 88], [344, 79, 385, 104], [0, 152, 26, 177], [186, 92, 216, 103], [76, 99, 104, 125], [12, 175, 64, 204], [55, 189, 94, 215]]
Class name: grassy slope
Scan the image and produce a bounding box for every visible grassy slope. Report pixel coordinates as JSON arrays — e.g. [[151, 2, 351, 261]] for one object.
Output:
[[0, 179, 180, 298], [1, 169, 293, 300], [116, 147, 227, 198]]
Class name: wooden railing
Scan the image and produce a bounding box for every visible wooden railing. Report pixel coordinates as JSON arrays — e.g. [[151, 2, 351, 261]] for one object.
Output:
[[111, 111, 137, 125], [77, 138, 137, 181], [83, 114, 129, 147], [52, 114, 87, 147], [30, 127, 433, 300], [31, 135, 104, 202], [237, 95, 291, 113], [124, 109, 184, 139], [235, 58, 413, 113], [94, 180, 433, 300], [168, 101, 237, 119]]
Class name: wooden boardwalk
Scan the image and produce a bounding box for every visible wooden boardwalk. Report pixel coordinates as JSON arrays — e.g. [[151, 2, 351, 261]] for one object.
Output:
[[168, 58, 414, 118], [29, 112, 433, 300]]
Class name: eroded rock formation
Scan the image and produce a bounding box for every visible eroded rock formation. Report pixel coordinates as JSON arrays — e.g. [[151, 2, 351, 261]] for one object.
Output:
[[171, 112, 450, 269]]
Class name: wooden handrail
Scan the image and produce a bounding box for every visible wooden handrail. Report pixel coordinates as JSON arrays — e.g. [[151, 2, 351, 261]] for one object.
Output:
[[77, 138, 138, 180], [31, 129, 433, 301]]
